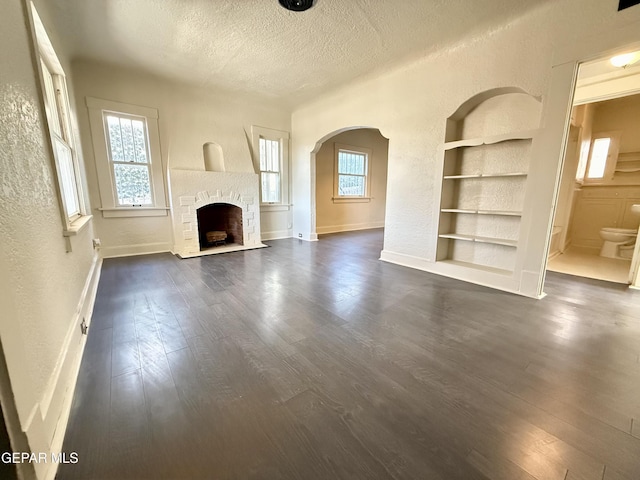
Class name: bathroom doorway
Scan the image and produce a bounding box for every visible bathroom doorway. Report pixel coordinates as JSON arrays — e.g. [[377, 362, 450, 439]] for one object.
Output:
[[547, 53, 640, 284]]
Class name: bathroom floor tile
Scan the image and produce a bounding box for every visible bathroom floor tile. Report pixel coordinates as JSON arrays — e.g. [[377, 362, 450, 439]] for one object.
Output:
[[547, 246, 632, 284]]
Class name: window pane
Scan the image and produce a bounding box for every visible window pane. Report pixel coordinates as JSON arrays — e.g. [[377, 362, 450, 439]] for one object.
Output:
[[113, 164, 152, 205], [338, 151, 365, 175], [261, 172, 280, 203], [338, 174, 365, 196], [132, 120, 148, 163], [107, 115, 149, 164], [259, 138, 279, 172], [120, 118, 136, 163], [107, 116, 124, 162], [587, 138, 611, 179], [259, 138, 267, 170], [54, 137, 80, 217]]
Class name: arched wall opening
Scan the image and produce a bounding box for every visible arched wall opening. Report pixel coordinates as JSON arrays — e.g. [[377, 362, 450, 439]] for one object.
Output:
[[309, 126, 390, 239]]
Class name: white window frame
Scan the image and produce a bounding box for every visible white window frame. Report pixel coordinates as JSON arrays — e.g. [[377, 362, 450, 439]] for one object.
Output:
[[86, 97, 168, 218], [333, 143, 372, 203], [251, 126, 290, 210], [32, 4, 90, 240], [581, 131, 621, 185]]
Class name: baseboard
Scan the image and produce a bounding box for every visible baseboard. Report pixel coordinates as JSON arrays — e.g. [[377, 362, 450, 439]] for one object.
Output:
[[24, 255, 102, 480], [99, 241, 172, 258], [260, 230, 292, 241], [316, 221, 385, 235]]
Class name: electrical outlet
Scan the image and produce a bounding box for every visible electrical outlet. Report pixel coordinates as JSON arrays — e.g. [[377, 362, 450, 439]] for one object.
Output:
[[92, 238, 101, 249], [80, 318, 88, 335]]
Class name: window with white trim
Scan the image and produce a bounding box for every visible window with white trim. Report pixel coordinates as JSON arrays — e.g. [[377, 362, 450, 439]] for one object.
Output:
[[259, 137, 281, 203], [577, 131, 621, 184], [251, 126, 290, 208], [334, 144, 372, 202], [32, 5, 85, 228], [105, 113, 153, 206], [86, 97, 168, 217]]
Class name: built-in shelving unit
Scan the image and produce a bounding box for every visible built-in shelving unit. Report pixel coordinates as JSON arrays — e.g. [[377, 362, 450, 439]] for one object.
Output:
[[614, 152, 640, 173], [436, 88, 542, 274]]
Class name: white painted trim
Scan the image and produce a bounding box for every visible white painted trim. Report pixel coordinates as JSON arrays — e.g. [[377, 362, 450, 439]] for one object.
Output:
[[100, 242, 172, 259], [21, 255, 102, 480], [86, 96, 158, 119], [316, 222, 384, 235], [43, 256, 101, 480]]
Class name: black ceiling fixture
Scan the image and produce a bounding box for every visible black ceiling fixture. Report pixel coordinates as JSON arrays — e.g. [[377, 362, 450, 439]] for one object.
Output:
[[279, 0, 315, 12], [618, 0, 640, 10]]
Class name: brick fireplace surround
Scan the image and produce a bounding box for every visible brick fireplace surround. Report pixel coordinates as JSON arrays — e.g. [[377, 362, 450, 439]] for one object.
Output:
[[168, 169, 266, 258]]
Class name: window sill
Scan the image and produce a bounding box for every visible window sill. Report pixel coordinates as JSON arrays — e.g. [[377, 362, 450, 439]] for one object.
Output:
[[63, 214, 93, 237], [332, 197, 371, 204], [260, 204, 292, 212], [98, 207, 169, 218]]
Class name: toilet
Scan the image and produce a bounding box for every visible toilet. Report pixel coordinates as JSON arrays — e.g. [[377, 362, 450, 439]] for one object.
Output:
[[599, 227, 637, 259]]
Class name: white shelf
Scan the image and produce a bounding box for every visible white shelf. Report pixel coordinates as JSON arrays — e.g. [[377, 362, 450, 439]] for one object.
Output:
[[443, 129, 538, 150], [614, 168, 640, 173], [438, 259, 514, 276], [443, 172, 527, 179], [439, 233, 518, 247], [441, 209, 522, 216]]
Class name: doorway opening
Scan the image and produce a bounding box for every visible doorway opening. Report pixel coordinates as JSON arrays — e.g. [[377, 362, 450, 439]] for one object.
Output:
[[547, 51, 640, 284], [311, 127, 389, 240]]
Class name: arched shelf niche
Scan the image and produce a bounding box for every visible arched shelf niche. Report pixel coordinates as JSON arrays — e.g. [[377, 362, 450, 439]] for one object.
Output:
[[436, 88, 542, 275], [203, 142, 225, 172]]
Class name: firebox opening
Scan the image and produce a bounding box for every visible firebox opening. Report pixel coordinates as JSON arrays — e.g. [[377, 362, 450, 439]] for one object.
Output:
[[196, 203, 243, 251]]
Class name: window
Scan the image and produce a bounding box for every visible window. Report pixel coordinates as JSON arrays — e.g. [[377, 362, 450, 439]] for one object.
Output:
[[251, 126, 290, 208], [334, 144, 372, 202], [86, 97, 168, 217], [578, 131, 621, 184], [32, 5, 87, 231], [105, 113, 153, 206], [259, 137, 281, 203]]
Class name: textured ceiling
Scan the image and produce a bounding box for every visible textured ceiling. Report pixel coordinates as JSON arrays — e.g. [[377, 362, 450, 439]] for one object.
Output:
[[46, 0, 553, 108]]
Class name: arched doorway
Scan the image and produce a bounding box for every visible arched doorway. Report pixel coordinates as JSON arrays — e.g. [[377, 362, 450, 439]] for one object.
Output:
[[310, 127, 389, 239]]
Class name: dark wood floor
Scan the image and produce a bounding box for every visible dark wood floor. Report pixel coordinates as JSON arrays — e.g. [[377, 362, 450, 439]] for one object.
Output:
[[58, 229, 640, 480]]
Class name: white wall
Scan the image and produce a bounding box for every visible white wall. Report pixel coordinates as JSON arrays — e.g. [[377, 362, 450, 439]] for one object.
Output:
[[0, 1, 99, 479], [315, 129, 388, 234], [291, 0, 640, 297], [72, 61, 292, 256]]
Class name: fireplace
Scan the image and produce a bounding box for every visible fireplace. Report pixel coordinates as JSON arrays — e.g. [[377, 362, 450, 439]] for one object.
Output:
[[168, 169, 266, 258], [197, 203, 243, 250]]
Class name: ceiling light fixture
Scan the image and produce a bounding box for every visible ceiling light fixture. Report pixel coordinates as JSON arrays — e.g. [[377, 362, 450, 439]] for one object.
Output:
[[610, 51, 640, 68], [278, 0, 315, 12]]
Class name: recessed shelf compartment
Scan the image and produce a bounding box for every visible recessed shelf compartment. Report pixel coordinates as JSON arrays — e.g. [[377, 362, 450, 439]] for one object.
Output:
[[436, 88, 541, 275], [438, 259, 514, 276], [438, 233, 518, 247]]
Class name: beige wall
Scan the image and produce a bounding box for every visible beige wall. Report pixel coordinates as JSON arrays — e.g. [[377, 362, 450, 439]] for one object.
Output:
[[0, 1, 98, 478], [315, 129, 388, 234], [593, 93, 640, 154], [72, 61, 292, 255]]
